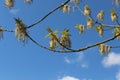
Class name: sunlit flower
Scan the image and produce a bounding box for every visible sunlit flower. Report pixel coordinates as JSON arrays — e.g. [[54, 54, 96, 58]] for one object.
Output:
[[97, 11, 105, 20], [61, 4, 71, 14], [46, 28, 59, 49], [14, 18, 28, 44], [84, 5, 91, 16], [113, 27, 120, 39], [24, 0, 33, 4], [60, 29, 71, 50], [98, 44, 111, 55], [70, 0, 80, 4], [110, 9, 118, 22], [49, 36, 58, 49], [86, 18, 94, 28], [104, 45, 111, 54], [75, 24, 85, 34], [5, 0, 14, 9], [112, 0, 120, 7], [96, 25, 104, 37]]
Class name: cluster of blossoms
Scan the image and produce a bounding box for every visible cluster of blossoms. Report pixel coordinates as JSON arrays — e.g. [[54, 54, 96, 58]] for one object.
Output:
[[110, 9, 118, 22], [5, 0, 33, 9], [98, 44, 111, 55], [1, 0, 120, 55], [46, 28, 71, 50], [15, 18, 28, 44], [113, 27, 120, 39], [60, 29, 71, 50], [60, 0, 80, 14]]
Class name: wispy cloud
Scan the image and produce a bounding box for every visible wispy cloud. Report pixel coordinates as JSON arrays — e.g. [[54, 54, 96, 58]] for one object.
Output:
[[102, 52, 120, 67], [58, 76, 80, 80], [58, 76, 93, 80], [116, 70, 120, 80], [64, 57, 71, 64], [64, 52, 88, 68], [81, 64, 88, 68], [9, 9, 20, 15], [64, 52, 84, 64]]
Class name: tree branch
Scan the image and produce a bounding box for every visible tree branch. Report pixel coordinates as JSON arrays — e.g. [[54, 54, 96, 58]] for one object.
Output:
[[27, 33, 71, 53], [27, 30, 120, 53], [27, 0, 70, 29]]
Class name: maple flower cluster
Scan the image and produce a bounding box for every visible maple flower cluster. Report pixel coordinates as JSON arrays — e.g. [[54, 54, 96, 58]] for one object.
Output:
[[98, 44, 111, 55], [113, 27, 120, 39], [15, 18, 28, 44], [60, 0, 80, 14], [110, 9, 118, 22], [46, 28, 71, 50], [5, 0, 14, 9], [5, 0, 33, 8]]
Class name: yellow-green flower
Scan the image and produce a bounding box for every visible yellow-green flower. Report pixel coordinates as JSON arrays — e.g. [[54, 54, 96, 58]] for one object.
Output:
[[97, 11, 105, 20], [5, 0, 14, 9], [84, 5, 91, 16]]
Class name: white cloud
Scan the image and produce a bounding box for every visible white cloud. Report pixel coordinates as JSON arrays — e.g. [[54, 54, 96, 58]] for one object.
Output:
[[81, 64, 88, 68], [102, 52, 120, 67], [58, 76, 80, 80], [64, 52, 84, 64], [64, 57, 71, 64], [116, 70, 120, 80], [64, 52, 88, 68], [10, 9, 19, 15]]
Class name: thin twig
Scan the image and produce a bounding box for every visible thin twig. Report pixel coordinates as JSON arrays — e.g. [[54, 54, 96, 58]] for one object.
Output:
[[116, 19, 120, 25], [3, 29, 14, 32], [27, 0, 71, 29], [73, 33, 120, 52], [111, 46, 120, 48], [76, 5, 119, 29]]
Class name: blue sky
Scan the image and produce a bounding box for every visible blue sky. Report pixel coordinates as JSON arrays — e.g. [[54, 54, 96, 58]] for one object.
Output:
[[0, 0, 120, 80]]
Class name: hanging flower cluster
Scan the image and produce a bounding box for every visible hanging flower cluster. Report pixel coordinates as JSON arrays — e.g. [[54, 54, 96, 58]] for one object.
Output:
[[60, 0, 80, 14], [98, 44, 111, 55], [75, 24, 85, 34], [112, 0, 120, 7], [97, 10, 105, 21], [14, 18, 28, 44], [60, 29, 71, 50], [84, 4, 91, 16], [110, 9, 118, 22], [70, 0, 80, 4], [86, 18, 94, 28], [24, 0, 33, 4], [5, 0, 14, 9], [96, 25, 104, 37], [46, 28, 71, 50], [49, 36, 58, 49], [60, 4, 71, 14], [113, 27, 120, 39], [4, 0, 34, 9], [46, 28, 59, 49], [0, 27, 3, 40]]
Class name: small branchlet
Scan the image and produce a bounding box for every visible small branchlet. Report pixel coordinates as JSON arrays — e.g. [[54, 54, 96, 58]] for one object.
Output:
[[0, 27, 3, 40]]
